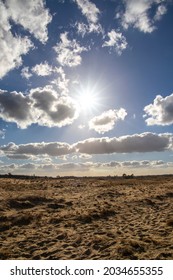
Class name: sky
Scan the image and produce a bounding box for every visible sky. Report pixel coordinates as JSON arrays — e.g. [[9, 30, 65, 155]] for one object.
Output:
[[0, 0, 173, 177]]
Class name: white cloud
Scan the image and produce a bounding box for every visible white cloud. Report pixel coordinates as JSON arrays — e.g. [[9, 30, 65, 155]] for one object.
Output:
[[75, 0, 100, 24], [89, 108, 127, 134], [122, 161, 142, 167], [0, 87, 79, 128], [52, 67, 70, 94], [57, 162, 92, 172], [144, 93, 173, 126], [102, 29, 128, 55], [120, 160, 165, 168], [22, 64, 70, 94], [54, 32, 87, 67], [6, 0, 52, 44], [0, 1, 33, 79], [30, 87, 79, 127], [120, 0, 168, 33], [75, 132, 171, 154], [103, 161, 121, 168], [0, 0, 51, 79], [75, 0, 103, 36], [76, 22, 91, 37], [79, 153, 92, 159], [1, 141, 75, 157], [0, 33, 33, 79], [21, 67, 32, 80], [76, 21, 103, 36], [78, 124, 85, 129], [32, 62, 53, 76]]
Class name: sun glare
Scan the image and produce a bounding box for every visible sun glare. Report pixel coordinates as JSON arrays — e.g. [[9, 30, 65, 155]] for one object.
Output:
[[76, 85, 100, 113], [79, 91, 96, 109]]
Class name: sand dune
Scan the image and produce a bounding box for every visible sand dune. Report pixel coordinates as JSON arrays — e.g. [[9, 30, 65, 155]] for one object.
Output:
[[0, 176, 173, 259]]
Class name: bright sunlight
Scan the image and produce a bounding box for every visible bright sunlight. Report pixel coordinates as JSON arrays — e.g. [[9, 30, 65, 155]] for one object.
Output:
[[75, 83, 101, 114]]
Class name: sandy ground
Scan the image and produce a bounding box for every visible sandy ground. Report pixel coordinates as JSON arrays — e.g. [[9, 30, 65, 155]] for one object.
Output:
[[0, 176, 173, 260]]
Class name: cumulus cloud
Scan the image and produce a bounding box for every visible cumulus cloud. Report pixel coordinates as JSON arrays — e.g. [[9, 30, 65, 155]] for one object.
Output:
[[0, 89, 34, 128], [102, 30, 128, 55], [79, 153, 92, 159], [119, 0, 168, 33], [54, 32, 87, 67], [89, 108, 127, 134], [0, 1, 33, 79], [30, 87, 79, 127], [0, 31, 33, 79], [108, 160, 165, 168], [1, 141, 75, 157], [57, 162, 92, 172], [76, 21, 103, 36], [144, 93, 173, 126], [119, 160, 166, 169], [0, 87, 79, 128], [75, 0, 103, 36], [32, 62, 53, 76], [0, 0, 51, 79], [21, 67, 33, 80], [75, 132, 171, 154], [52, 67, 70, 94], [22, 64, 70, 94], [103, 161, 121, 168], [75, 0, 100, 24], [6, 0, 52, 43]]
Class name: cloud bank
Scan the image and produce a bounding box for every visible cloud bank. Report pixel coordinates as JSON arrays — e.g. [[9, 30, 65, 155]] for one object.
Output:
[[0, 160, 172, 175], [75, 132, 171, 154], [1, 141, 75, 157], [0, 132, 172, 158]]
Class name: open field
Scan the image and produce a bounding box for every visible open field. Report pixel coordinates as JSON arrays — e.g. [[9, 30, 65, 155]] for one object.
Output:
[[0, 175, 173, 260]]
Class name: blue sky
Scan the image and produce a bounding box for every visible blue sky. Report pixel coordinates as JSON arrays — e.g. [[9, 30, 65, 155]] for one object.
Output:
[[0, 0, 173, 176]]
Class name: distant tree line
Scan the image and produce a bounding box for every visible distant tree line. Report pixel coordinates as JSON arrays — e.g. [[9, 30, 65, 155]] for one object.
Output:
[[122, 173, 134, 179]]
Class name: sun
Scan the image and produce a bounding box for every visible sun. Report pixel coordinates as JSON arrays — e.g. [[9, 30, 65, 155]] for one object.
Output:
[[78, 91, 97, 110], [76, 84, 100, 113]]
